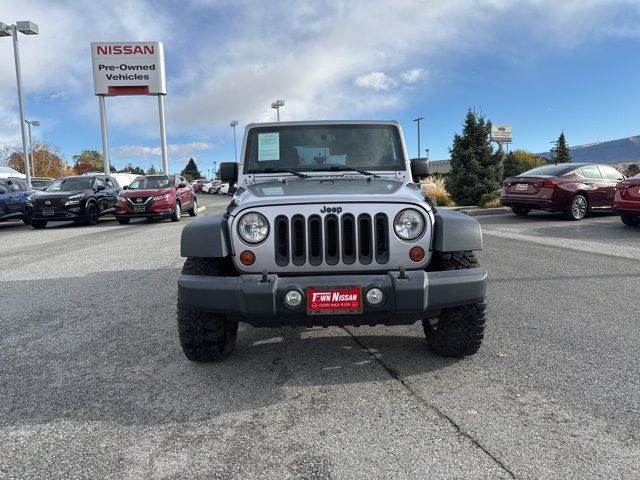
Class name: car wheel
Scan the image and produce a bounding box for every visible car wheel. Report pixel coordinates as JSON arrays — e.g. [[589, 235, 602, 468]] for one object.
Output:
[[511, 207, 531, 216], [177, 257, 238, 362], [208, 188, 214, 194], [187, 198, 198, 217], [170, 201, 181, 222], [565, 194, 588, 221], [84, 202, 100, 225], [621, 214, 640, 227], [22, 216, 31, 225], [117, 217, 130, 225], [422, 251, 485, 357], [31, 220, 47, 229]]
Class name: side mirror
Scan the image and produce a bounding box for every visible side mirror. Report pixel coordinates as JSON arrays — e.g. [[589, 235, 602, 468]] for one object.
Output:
[[0, 188, 6, 195], [122, 185, 128, 190], [177, 182, 187, 188], [220, 162, 238, 183], [96, 184, 106, 191], [410, 159, 429, 182]]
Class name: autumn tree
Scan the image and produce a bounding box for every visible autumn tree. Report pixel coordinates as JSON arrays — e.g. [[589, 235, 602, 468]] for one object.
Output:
[[445, 110, 503, 205], [73, 150, 114, 174], [554, 132, 571, 163], [503, 149, 547, 179], [3, 142, 69, 178], [180, 157, 202, 181]]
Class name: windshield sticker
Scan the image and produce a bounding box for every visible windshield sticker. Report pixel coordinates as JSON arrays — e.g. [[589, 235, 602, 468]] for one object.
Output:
[[261, 186, 284, 196], [326, 154, 347, 165], [258, 133, 280, 161]]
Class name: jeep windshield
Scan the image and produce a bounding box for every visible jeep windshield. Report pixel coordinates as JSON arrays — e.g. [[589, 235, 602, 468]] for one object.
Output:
[[243, 124, 405, 175], [128, 176, 173, 189]]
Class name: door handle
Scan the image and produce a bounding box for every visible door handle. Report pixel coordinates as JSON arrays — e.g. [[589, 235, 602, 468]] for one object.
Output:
[[582, 181, 591, 185]]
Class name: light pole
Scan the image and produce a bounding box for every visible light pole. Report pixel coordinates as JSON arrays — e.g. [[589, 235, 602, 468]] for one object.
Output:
[[1, 20, 39, 188], [550, 140, 558, 164], [213, 161, 218, 178], [25, 119, 40, 177], [413, 117, 424, 159], [271, 99, 285, 121], [230, 120, 239, 162], [425, 148, 429, 160]]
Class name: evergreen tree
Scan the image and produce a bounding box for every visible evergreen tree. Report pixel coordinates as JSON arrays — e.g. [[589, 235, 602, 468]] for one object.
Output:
[[180, 157, 202, 181], [445, 110, 503, 205], [555, 132, 571, 163], [147, 165, 158, 175]]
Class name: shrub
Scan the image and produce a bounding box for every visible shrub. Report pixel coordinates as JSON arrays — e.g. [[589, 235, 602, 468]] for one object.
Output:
[[421, 176, 454, 206], [478, 190, 501, 208]]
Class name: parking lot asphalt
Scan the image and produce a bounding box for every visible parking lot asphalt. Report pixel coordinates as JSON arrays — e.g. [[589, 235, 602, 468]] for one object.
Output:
[[1, 201, 638, 479]]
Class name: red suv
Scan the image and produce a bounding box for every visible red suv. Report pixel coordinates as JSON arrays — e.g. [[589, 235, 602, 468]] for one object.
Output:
[[115, 174, 197, 224], [500, 163, 625, 220], [613, 174, 640, 226]]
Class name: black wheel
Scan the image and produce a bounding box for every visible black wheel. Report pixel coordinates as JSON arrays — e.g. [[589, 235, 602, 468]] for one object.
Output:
[[621, 214, 639, 227], [208, 188, 215, 194], [565, 194, 588, 220], [22, 216, 31, 225], [117, 217, 130, 225], [31, 220, 47, 229], [187, 198, 198, 217], [84, 202, 100, 225], [170, 201, 181, 222], [511, 207, 531, 216], [423, 251, 485, 357], [177, 257, 238, 361]]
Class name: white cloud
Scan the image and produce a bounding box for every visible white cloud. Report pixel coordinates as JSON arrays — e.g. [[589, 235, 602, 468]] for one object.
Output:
[[354, 72, 398, 91], [113, 142, 215, 160], [401, 68, 426, 84]]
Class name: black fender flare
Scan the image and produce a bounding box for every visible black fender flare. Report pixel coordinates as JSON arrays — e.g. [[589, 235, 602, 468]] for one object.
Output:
[[180, 212, 231, 258], [433, 209, 483, 252]]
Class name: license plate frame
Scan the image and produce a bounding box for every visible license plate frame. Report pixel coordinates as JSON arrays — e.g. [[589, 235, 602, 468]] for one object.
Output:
[[42, 208, 55, 216], [307, 286, 363, 315], [133, 205, 146, 213], [515, 183, 529, 191]]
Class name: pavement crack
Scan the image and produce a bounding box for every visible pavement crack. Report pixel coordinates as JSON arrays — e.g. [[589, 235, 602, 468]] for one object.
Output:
[[342, 327, 518, 480]]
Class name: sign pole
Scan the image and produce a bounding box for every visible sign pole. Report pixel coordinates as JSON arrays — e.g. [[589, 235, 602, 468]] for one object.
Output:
[[98, 95, 111, 176], [10, 25, 32, 188], [158, 94, 168, 174]]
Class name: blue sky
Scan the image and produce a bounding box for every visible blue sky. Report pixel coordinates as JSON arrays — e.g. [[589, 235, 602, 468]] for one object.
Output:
[[1, 0, 640, 175]]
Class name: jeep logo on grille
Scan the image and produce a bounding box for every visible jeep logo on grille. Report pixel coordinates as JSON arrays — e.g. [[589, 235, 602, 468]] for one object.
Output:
[[320, 206, 342, 214]]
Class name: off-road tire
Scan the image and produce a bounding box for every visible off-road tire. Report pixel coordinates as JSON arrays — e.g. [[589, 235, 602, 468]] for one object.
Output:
[[31, 220, 47, 229], [423, 250, 485, 357], [511, 207, 531, 216], [187, 198, 198, 217], [117, 217, 130, 225], [423, 302, 486, 357], [177, 257, 238, 361], [170, 201, 181, 222], [621, 214, 639, 227], [565, 194, 588, 221]]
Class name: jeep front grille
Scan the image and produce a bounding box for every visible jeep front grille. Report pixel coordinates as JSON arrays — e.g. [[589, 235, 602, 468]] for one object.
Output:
[[273, 213, 389, 267]]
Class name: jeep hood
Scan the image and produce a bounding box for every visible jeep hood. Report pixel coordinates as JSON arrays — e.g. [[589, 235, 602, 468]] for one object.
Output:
[[234, 178, 427, 209]]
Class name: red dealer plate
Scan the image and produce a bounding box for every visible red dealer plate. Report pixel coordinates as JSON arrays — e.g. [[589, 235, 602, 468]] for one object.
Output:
[[307, 286, 362, 315]]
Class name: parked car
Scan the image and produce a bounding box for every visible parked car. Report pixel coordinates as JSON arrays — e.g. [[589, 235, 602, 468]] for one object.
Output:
[[500, 163, 625, 220], [613, 174, 640, 226], [218, 182, 230, 195], [115, 174, 197, 224], [0, 177, 34, 225], [26, 175, 120, 229], [30, 177, 54, 190], [202, 179, 222, 194]]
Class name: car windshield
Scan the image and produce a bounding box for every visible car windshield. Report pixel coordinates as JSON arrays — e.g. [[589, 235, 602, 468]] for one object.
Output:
[[520, 165, 573, 177], [128, 176, 173, 189], [243, 124, 405, 174], [47, 177, 95, 191]]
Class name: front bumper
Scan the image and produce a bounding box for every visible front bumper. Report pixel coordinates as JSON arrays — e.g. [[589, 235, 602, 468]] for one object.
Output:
[[29, 206, 85, 221], [178, 268, 487, 327]]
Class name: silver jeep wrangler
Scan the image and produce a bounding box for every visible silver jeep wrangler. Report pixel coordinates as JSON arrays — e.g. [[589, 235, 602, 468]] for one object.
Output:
[[177, 121, 487, 361]]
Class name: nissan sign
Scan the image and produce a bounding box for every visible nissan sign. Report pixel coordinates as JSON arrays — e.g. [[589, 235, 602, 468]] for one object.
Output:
[[91, 42, 166, 96], [490, 124, 512, 143]]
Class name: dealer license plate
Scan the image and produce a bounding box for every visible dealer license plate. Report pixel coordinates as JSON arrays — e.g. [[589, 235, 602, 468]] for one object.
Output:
[[307, 286, 362, 315], [42, 208, 54, 216], [515, 183, 528, 191], [133, 205, 146, 212]]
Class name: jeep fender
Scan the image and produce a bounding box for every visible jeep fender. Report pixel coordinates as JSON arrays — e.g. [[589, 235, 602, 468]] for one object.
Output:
[[180, 212, 231, 258], [433, 209, 483, 252]]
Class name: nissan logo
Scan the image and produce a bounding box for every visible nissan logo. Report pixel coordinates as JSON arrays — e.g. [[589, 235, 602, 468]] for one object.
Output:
[[44, 200, 51, 205], [136, 198, 143, 203]]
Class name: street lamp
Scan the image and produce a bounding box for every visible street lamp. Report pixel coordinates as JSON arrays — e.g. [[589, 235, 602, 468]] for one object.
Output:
[[425, 148, 429, 160], [271, 99, 285, 121], [230, 120, 239, 162], [413, 117, 424, 159], [1, 20, 39, 188], [549, 140, 558, 164], [25, 119, 40, 177]]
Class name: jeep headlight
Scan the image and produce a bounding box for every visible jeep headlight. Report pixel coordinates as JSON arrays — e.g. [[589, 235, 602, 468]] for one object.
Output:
[[393, 209, 424, 240], [238, 212, 269, 243]]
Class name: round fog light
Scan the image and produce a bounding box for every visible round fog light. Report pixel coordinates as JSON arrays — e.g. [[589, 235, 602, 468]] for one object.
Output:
[[240, 250, 256, 266], [284, 290, 303, 308], [366, 287, 384, 306]]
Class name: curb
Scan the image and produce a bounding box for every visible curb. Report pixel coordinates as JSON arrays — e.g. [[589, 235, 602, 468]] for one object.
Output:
[[441, 206, 510, 217], [196, 206, 207, 213]]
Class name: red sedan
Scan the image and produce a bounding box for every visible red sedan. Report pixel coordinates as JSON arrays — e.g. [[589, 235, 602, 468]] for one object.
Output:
[[500, 163, 625, 220], [613, 174, 640, 226]]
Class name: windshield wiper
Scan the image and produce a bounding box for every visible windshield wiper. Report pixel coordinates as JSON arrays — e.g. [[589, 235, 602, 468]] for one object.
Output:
[[309, 165, 381, 178], [246, 168, 309, 178]]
